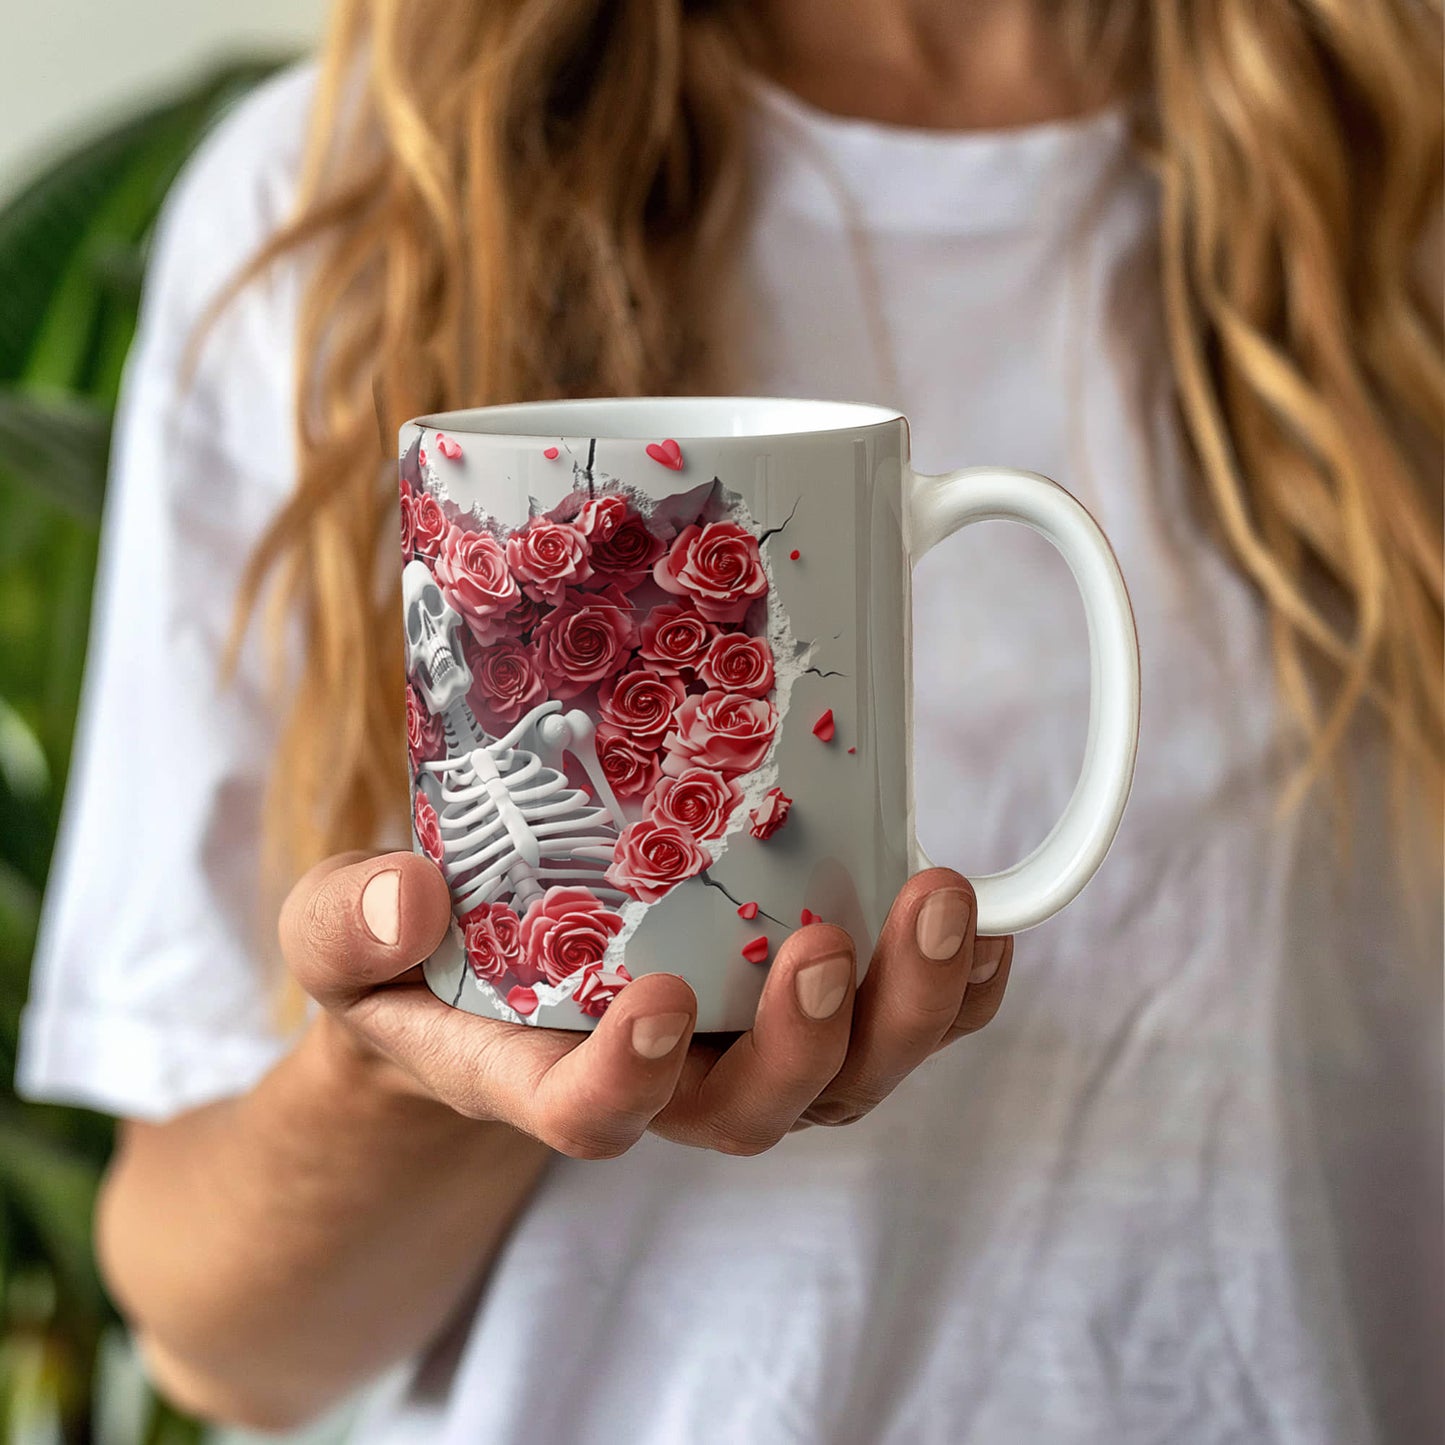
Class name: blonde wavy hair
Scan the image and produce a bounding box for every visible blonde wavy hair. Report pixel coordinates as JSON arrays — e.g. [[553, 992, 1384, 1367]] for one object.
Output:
[[230, 0, 1443, 917]]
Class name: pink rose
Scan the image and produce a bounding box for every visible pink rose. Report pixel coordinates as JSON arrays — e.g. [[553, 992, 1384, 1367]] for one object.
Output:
[[399, 482, 417, 557], [604, 819, 712, 903], [414, 791, 444, 866], [653, 521, 768, 623], [645, 767, 743, 842], [572, 962, 633, 1018], [700, 633, 774, 698], [598, 667, 686, 747], [435, 523, 520, 642], [748, 786, 792, 840], [506, 519, 592, 603], [661, 690, 778, 778], [470, 639, 545, 724], [597, 726, 663, 799], [460, 903, 527, 985], [519, 887, 625, 985], [575, 494, 627, 543], [532, 584, 638, 698], [406, 682, 444, 772], [638, 603, 717, 675], [411, 492, 448, 559], [578, 496, 666, 586]]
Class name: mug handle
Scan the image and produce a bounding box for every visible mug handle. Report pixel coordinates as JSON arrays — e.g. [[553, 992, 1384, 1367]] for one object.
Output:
[[908, 466, 1141, 936]]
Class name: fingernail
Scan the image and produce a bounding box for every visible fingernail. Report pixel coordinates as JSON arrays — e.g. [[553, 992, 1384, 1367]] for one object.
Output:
[[361, 869, 401, 945], [631, 1012, 690, 1060], [970, 937, 1008, 985], [916, 888, 972, 961], [796, 952, 853, 1020]]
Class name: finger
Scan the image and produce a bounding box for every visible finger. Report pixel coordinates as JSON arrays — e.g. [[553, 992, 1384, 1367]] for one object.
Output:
[[653, 924, 856, 1155], [803, 869, 974, 1127], [279, 850, 452, 1008], [350, 970, 699, 1159], [528, 973, 699, 1157], [935, 935, 1014, 1047]]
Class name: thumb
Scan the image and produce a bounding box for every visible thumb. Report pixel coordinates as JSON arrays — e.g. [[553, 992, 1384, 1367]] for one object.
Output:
[[279, 850, 453, 1008]]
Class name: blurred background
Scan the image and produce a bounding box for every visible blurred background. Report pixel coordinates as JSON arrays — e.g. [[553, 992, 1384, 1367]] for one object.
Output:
[[0, 5, 321, 1441]]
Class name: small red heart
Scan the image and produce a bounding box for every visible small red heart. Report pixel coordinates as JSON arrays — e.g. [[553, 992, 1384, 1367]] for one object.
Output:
[[436, 433, 463, 461], [741, 936, 770, 964], [800, 908, 823, 927], [507, 985, 539, 1016], [645, 438, 684, 470], [543, 446, 560, 460], [812, 709, 836, 743], [737, 901, 759, 920]]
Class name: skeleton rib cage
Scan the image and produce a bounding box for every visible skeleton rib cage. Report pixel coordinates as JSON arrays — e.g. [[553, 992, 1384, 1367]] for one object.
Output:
[[423, 702, 626, 917]]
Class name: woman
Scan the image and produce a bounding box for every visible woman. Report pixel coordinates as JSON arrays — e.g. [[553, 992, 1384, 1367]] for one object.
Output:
[[18, 0, 1442, 1440]]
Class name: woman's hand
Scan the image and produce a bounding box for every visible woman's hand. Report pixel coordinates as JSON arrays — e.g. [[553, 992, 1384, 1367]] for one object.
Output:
[[281, 851, 1013, 1159]]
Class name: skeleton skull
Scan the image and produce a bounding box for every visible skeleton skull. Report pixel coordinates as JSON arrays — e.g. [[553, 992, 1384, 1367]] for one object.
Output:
[[403, 559, 472, 714]]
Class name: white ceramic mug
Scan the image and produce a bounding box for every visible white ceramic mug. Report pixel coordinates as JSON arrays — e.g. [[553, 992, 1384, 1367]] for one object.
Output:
[[399, 397, 1139, 1031]]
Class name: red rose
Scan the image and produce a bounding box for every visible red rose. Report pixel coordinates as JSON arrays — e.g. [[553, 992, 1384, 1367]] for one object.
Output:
[[411, 492, 448, 559], [572, 962, 633, 1018], [748, 786, 792, 840], [470, 639, 545, 724], [578, 496, 666, 586], [414, 791, 444, 866], [406, 682, 444, 771], [645, 767, 743, 842], [399, 482, 417, 557], [519, 887, 625, 985], [435, 523, 520, 643], [460, 903, 526, 985], [506, 519, 592, 603], [638, 603, 717, 675], [532, 584, 638, 698], [653, 521, 768, 623], [700, 633, 774, 698], [598, 666, 685, 747], [597, 726, 663, 799], [604, 819, 712, 903], [661, 690, 778, 777]]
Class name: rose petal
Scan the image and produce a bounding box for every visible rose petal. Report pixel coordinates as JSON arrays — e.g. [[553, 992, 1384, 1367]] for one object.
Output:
[[741, 936, 770, 964], [645, 438, 684, 470], [812, 709, 836, 742], [737, 901, 759, 920], [507, 985, 539, 1016]]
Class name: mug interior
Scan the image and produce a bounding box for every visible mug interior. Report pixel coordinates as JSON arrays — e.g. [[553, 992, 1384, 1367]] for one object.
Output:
[[414, 396, 903, 441]]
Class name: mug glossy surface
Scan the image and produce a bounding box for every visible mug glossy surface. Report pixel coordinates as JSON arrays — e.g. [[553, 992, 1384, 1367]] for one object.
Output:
[[399, 398, 1138, 1031]]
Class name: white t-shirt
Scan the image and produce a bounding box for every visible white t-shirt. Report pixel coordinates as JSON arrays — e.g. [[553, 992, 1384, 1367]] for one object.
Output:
[[19, 66, 1442, 1445]]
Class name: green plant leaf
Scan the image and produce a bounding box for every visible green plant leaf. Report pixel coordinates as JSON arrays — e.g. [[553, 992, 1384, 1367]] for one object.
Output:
[[0, 59, 287, 387], [0, 1123, 105, 1316], [0, 392, 110, 521]]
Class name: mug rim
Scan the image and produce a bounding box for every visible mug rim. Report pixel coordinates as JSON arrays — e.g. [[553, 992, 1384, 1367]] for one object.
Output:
[[409, 395, 904, 442]]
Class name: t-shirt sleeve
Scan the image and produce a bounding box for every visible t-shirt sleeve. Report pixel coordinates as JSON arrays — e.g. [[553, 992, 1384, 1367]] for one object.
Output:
[[16, 66, 318, 1122]]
